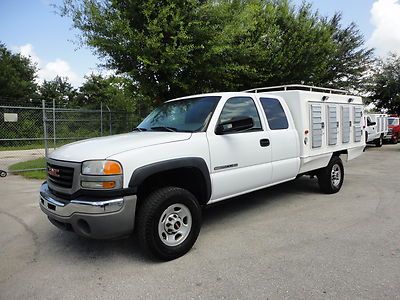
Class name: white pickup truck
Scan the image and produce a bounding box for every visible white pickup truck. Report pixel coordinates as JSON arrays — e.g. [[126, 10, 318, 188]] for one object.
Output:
[[40, 85, 365, 260], [365, 113, 388, 147]]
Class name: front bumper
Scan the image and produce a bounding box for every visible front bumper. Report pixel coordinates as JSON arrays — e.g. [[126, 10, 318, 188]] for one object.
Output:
[[40, 182, 137, 239]]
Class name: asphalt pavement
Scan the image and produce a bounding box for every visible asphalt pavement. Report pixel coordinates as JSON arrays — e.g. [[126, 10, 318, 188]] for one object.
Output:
[[0, 144, 399, 299]]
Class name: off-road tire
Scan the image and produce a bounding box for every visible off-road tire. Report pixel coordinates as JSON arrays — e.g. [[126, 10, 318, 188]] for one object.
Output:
[[136, 187, 202, 261], [317, 156, 344, 194]]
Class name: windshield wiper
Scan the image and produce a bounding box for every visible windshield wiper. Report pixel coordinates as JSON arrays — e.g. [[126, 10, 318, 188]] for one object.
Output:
[[133, 127, 147, 132], [150, 126, 178, 132]]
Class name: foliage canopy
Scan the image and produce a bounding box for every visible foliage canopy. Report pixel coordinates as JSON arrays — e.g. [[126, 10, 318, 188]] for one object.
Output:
[[61, 0, 373, 105], [0, 43, 38, 100], [369, 54, 400, 115], [39, 76, 77, 107], [75, 73, 137, 111]]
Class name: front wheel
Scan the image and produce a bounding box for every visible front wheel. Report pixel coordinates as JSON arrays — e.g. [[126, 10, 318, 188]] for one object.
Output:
[[317, 156, 344, 194], [393, 135, 398, 144], [136, 187, 202, 261]]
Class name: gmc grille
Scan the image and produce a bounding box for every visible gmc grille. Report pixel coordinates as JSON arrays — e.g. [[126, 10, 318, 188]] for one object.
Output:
[[47, 163, 74, 189]]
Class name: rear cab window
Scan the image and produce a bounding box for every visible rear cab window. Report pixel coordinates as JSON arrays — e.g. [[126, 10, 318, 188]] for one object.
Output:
[[259, 97, 289, 130]]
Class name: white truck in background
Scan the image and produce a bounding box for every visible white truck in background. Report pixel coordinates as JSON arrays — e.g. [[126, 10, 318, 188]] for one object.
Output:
[[39, 85, 365, 260], [365, 113, 388, 147]]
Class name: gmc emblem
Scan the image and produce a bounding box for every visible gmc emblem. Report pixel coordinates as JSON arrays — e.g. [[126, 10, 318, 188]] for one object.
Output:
[[48, 167, 60, 177]]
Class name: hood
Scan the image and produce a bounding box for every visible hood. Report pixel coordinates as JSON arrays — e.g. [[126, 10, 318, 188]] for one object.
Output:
[[49, 132, 192, 162]]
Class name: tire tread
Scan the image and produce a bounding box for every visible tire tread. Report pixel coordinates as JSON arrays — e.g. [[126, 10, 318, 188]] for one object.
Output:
[[136, 186, 201, 260], [317, 156, 344, 194]]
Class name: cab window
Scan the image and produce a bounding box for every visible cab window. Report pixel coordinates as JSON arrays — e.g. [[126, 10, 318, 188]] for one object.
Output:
[[260, 97, 289, 130], [217, 97, 262, 132]]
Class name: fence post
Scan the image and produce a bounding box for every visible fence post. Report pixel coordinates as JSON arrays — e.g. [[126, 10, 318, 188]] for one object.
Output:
[[52, 99, 56, 149], [107, 106, 112, 135], [42, 100, 48, 158], [100, 102, 103, 136], [106, 105, 111, 135]]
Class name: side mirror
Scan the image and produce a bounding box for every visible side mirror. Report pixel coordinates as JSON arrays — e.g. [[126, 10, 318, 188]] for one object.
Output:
[[215, 117, 254, 135], [368, 121, 376, 126]]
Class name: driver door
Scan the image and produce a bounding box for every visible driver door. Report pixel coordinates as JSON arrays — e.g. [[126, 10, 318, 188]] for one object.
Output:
[[207, 96, 272, 202]]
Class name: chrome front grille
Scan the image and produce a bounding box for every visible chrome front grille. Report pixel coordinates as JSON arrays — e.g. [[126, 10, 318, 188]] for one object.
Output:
[[47, 163, 74, 188], [46, 158, 81, 196]]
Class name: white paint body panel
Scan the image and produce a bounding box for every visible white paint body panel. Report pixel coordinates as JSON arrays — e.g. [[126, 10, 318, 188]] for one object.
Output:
[[109, 133, 211, 187], [49, 90, 365, 205], [260, 91, 365, 174], [49, 132, 192, 162], [205, 94, 300, 203], [365, 113, 388, 142]]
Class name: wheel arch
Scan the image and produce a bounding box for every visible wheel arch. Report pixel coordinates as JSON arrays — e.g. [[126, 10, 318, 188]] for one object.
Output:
[[129, 157, 212, 206], [332, 150, 347, 157]]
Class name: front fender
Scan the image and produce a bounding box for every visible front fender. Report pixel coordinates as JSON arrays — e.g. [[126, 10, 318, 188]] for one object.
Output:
[[128, 157, 212, 201]]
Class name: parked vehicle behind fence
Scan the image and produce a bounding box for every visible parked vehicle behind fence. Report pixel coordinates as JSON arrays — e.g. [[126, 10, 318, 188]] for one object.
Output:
[[39, 85, 365, 260], [365, 113, 388, 147]]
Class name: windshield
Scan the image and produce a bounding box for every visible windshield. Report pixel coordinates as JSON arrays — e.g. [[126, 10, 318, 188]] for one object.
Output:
[[137, 96, 221, 132], [388, 118, 400, 126]]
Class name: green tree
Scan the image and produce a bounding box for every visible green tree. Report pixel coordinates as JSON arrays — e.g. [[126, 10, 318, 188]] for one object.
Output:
[[39, 76, 77, 107], [0, 42, 38, 100], [321, 13, 374, 90], [61, 0, 373, 105], [75, 73, 138, 111], [368, 54, 400, 115]]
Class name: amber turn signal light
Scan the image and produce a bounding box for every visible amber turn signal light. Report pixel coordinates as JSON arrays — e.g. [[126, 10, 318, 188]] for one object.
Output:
[[102, 181, 116, 189], [103, 161, 122, 175]]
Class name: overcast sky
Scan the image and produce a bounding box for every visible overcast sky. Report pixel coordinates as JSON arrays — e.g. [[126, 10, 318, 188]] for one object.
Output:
[[1, 0, 399, 87]]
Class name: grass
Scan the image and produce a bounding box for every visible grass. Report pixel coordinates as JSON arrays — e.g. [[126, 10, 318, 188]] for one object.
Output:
[[0, 140, 73, 151], [0, 143, 45, 151], [8, 157, 47, 180]]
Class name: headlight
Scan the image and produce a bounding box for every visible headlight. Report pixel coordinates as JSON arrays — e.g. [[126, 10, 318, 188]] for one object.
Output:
[[82, 160, 122, 175], [81, 160, 123, 190]]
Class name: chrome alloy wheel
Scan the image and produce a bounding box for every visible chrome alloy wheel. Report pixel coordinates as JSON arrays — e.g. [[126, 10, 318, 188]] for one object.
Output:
[[331, 164, 341, 187], [158, 204, 192, 246]]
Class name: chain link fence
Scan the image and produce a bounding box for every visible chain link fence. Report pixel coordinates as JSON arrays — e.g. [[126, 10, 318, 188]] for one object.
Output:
[[0, 99, 138, 176]]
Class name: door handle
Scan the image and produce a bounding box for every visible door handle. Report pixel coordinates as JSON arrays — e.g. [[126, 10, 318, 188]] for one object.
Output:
[[260, 139, 270, 147]]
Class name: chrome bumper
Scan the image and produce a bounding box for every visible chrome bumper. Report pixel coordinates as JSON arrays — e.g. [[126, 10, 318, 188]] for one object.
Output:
[[40, 183, 124, 217], [40, 182, 137, 239]]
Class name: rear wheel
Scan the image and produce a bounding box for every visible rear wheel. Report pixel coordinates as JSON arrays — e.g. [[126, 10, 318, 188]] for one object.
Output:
[[0, 170, 7, 177], [317, 156, 344, 194], [136, 187, 202, 261], [374, 135, 383, 147]]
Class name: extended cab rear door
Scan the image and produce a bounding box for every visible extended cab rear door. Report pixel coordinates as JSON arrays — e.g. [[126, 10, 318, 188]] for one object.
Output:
[[257, 96, 300, 183]]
